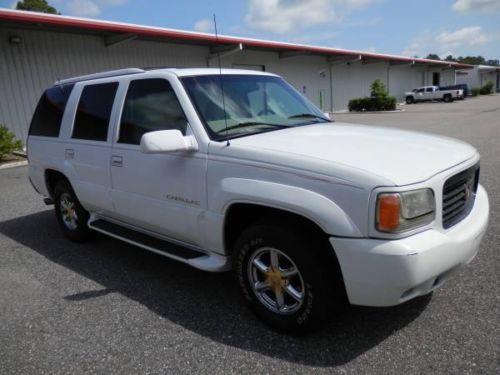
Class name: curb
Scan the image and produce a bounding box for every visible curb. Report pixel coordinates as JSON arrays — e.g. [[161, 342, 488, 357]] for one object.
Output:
[[0, 160, 28, 170]]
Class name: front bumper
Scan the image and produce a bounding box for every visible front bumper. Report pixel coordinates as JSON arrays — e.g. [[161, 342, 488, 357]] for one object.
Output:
[[331, 185, 489, 307]]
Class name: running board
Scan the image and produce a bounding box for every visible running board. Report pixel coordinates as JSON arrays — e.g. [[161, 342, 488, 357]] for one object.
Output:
[[88, 218, 230, 272]]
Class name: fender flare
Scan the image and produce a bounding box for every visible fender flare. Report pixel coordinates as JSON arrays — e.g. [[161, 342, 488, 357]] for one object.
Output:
[[213, 178, 362, 238]]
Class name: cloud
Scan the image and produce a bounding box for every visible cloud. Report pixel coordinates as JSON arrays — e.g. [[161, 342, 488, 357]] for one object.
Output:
[[452, 0, 500, 13], [194, 18, 212, 33], [65, 0, 127, 17], [245, 0, 380, 34], [436, 26, 490, 49], [402, 26, 492, 57], [66, 0, 101, 17], [98, 0, 128, 5]]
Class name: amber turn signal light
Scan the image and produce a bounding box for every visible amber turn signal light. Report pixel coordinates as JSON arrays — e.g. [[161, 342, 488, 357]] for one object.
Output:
[[377, 193, 401, 232]]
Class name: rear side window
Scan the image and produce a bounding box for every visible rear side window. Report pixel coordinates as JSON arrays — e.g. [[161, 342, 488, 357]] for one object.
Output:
[[72, 82, 118, 142], [29, 84, 74, 137], [118, 79, 187, 145]]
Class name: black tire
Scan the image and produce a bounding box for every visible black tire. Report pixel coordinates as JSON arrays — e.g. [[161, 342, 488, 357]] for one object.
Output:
[[53, 180, 92, 242], [233, 223, 343, 334], [405, 96, 414, 104], [443, 94, 453, 103]]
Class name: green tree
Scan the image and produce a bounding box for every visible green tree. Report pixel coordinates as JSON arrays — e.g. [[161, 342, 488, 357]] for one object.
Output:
[[458, 56, 486, 65], [370, 79, 389, 99], [16, 0, 60, 14], [444, 55, 457, 62], [425, 53, 441, 61], [485, 59, 499, 66]]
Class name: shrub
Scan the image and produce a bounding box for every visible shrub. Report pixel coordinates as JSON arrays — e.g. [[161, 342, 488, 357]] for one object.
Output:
[[479, 81, 494, 95], [348, 96, 396, 111], [0, 125, 23, 161], [349, 80, 397, 111], [471, 88, 481, 97]]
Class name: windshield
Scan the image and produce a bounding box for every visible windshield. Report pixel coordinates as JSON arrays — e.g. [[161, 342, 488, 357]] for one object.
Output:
[[180, 74, 329, 140]]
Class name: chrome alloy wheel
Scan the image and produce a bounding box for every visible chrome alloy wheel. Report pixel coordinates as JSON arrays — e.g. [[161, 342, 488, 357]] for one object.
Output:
[[59, 193, 78, 231], [248, 247, 305, 315]]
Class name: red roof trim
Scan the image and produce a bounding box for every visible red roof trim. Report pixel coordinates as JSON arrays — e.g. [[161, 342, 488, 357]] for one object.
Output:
[[0, 9, 474, 69]]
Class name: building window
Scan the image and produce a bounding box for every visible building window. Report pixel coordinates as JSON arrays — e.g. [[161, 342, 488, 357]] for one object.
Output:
[[72, 82, 118, 142], [118, 79, 187, 145], [232, 63, 266, 71]]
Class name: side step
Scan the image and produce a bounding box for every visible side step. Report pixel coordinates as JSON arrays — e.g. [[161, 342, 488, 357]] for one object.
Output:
[[88, 218, 230, 272]]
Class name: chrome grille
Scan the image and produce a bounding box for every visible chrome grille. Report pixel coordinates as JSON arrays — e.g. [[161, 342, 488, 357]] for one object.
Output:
[[442, 164, 479, 229]]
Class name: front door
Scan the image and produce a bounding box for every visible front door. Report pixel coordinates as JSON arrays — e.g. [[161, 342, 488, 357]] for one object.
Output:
[[110, 77, 206, 246]]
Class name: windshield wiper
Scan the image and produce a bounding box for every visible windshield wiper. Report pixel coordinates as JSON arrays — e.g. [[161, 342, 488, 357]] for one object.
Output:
[[216, 122, 288, 134], [288, 113, 330, 122]]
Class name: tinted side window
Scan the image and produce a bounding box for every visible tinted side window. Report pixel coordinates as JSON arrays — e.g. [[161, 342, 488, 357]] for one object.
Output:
[[119, 79, 187, 145], [29, 84, 74, 137], [72, 82, 118, 141], [425, 87, 433, 92]]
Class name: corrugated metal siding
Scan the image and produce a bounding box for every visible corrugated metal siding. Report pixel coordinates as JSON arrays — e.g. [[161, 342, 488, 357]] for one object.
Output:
[[0, 27, 208, 141]]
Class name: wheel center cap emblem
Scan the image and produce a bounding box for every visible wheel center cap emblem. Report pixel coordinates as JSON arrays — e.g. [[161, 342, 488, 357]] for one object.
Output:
[[265, 267, 286, 293]]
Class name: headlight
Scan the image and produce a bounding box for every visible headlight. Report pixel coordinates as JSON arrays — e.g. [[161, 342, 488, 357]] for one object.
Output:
[[376, 189, 435, 233]]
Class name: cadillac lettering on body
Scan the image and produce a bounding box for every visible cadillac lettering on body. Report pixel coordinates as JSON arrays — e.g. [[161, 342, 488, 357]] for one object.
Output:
[[166, 194, 200, 206], [27, 67, 489, 334]]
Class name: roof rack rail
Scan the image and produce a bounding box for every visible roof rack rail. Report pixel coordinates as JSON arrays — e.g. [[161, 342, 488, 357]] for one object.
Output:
[[141, 66, 184, 71], [55, 68, 145, 86]]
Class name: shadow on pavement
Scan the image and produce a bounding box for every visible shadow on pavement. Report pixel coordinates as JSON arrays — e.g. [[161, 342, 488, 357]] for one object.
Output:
[[0, 210, 431, 367]]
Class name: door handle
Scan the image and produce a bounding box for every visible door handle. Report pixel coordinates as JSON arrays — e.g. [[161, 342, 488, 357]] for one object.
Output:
[[111, 155, 123, 167], [65, 149, 74, 159]]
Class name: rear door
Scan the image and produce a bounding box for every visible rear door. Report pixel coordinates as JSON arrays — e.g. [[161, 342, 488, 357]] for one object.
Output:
[[109, 76, 207, 246], [63, 81, 119, 214]]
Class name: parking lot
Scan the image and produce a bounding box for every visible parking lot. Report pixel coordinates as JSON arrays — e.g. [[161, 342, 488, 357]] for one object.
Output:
[[1, 95, 499, 374]]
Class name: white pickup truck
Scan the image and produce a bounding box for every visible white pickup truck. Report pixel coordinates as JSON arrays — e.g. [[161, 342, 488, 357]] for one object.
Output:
[[405, 85, 464, 104], [27, 68, 489, 334]]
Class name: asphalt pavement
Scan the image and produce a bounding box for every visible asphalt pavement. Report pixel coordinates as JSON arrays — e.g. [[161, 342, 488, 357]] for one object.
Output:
[[1, 95, 499, 374]]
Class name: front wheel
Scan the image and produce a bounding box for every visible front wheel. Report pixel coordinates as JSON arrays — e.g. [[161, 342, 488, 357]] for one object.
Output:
[[233, 223, 340, 334], [53, 180, 92, 242], [406, 96, 414, 104]]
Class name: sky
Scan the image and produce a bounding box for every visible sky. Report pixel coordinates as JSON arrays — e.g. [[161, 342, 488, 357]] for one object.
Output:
[[2, 0, 500, 59]]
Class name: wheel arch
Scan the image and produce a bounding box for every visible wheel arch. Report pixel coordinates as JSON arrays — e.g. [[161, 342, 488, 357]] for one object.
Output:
[[45, 169, 71, 199], [215, 178, 362, 243]]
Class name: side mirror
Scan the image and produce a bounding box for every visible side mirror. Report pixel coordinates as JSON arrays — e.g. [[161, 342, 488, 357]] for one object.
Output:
[[140, 129, 198, 154]]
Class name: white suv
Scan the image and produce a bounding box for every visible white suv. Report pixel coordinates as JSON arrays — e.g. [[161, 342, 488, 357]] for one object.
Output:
[[27, 68, 489, 334]]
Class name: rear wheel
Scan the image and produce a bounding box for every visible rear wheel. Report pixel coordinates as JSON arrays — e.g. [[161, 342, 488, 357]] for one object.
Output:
[[233, 223, 343, 334], [443, 94, 453, 103], [53, 180, 91, 242]]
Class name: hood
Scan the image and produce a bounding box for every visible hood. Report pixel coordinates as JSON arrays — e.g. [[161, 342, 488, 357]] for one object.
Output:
[[229, 123, 477, 186]]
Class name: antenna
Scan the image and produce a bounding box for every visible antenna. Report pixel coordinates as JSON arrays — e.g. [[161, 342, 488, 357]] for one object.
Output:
[[213, 14, 230, 146]]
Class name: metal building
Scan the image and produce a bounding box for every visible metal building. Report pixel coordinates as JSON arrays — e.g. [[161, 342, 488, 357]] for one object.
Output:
[[0, 9, 472, 141], [456, 65, 500, 92]]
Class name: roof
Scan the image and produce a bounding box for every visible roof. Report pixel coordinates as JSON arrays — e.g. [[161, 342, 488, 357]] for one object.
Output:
[[0, 9, 474, 69], [477, 65, 500, 72]]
